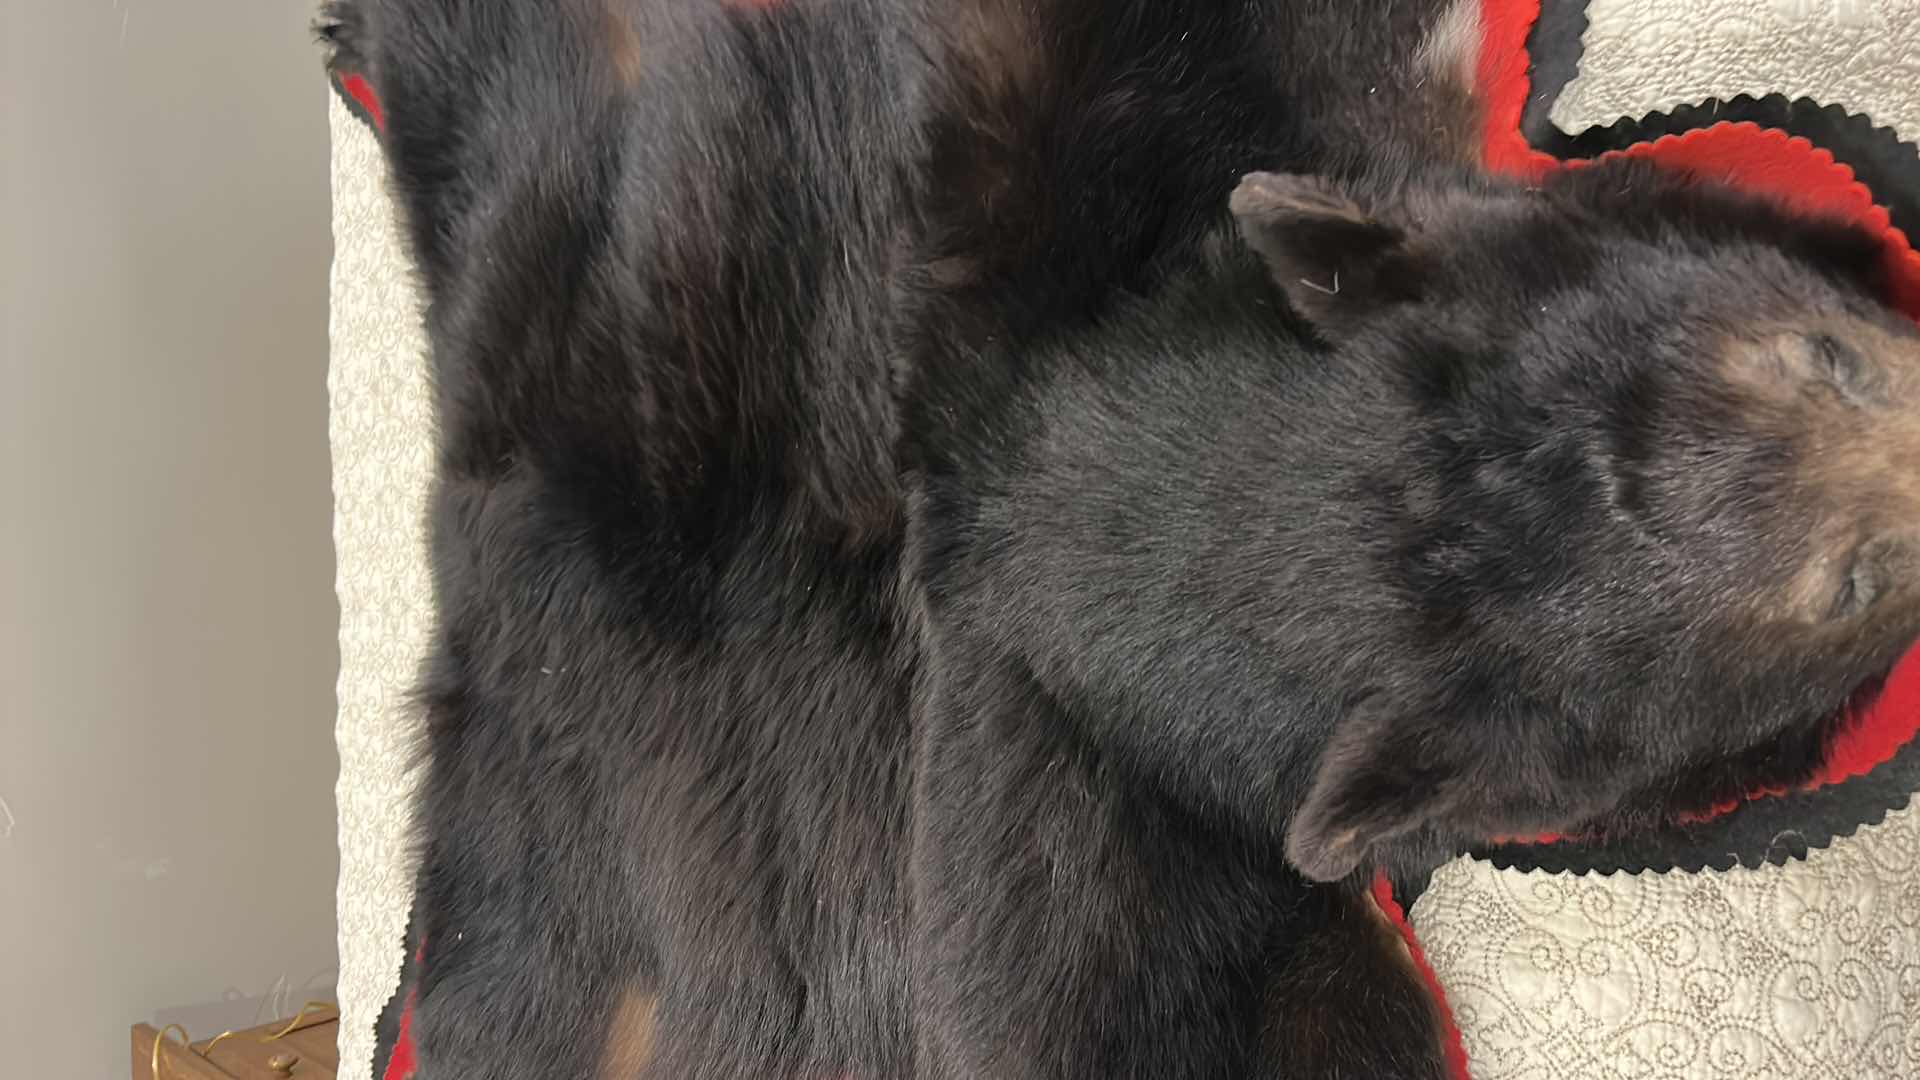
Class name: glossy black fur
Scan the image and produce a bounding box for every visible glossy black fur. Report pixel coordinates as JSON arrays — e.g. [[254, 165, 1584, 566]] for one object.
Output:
[[320, 1, 1920, 1077]]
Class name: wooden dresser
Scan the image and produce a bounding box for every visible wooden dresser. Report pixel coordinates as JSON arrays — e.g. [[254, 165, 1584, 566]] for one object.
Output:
[[133, 1006, 339, 1080]]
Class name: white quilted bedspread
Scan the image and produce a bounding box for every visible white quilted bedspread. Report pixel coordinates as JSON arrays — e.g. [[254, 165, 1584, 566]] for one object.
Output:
[[1409, 811, 1920, 1079], [331, 91, 431, 1080], [328, 6, 1920, 1076], [1551, 0, 1920, 145]]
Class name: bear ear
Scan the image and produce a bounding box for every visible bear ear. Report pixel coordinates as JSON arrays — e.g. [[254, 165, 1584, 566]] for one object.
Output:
[[1229, 172, 1419, 335], [1284, 695, 1467, 882]]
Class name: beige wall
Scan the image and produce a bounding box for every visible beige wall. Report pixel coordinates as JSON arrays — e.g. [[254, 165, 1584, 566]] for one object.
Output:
[[2, 1, 341, 1076]]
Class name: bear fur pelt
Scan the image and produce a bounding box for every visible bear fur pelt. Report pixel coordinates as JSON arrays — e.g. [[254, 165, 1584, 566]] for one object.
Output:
[[320, 0, 1920, 1076]]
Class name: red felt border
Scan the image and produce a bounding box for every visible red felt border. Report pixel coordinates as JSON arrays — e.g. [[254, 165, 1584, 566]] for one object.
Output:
[[341, 72, 386, 134], [1372, 872, 1473, 1080], [382, 992, 417, 1080]]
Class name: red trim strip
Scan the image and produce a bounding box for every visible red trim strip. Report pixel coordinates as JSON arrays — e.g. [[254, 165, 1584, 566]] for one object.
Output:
[[382, 991, 417, 1080], [1372, 873, 1473, 1080], [1477, 0, 1558, 181], [341, 72, 387, 134]]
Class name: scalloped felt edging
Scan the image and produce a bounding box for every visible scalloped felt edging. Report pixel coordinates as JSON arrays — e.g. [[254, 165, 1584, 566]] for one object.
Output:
[[1583, 123, 1920, 316], [1544, 94, 1920, 240], [1480, 0, 1920, 320], [1475, 742, 1920, 877], [1515, 0, 1589, 150]]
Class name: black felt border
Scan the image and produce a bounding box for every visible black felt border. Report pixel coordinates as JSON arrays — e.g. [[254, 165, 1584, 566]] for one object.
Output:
[[1518, 0, 1591, 150], [1518, 2, 1920, 240], [1548, 96, 1920, 241], [1473, 737, 1920, 876]]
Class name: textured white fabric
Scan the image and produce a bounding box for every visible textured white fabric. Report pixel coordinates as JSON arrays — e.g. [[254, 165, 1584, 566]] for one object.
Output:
[[1409, 806, 1920, 1079], [329, 92, 430, 1080], [1550, 0, 1920, 145], [327, 10, 1920, 1075]]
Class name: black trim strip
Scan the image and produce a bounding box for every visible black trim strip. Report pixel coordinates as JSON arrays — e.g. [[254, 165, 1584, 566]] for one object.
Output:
[[1519, 0, 1591, 149], [1473, 736, 1920, 876], [1544, 96, 1920, 240], [1517, 4, 1920, 239]]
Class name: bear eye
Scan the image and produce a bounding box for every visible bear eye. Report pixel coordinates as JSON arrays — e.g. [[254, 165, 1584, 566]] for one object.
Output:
[[1812, 334, 1872, 402], [1830, 565, 1867, 620], [1829, 542, 1894, 620]]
